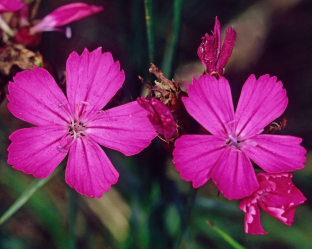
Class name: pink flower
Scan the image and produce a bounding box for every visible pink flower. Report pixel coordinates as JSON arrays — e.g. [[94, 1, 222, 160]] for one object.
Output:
[[239, 173, 306, 234], [173, 74, 306, 200], [197, 17, 236, 77], [7, 47, 156, 198], [0, 0, 24, 36], [0, 0, 24, 13], [137, 97, 177, 141], [29, 3, 103, 38]]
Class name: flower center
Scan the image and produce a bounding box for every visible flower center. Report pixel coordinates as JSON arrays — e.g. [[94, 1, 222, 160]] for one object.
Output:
[[68, 120, 85, 139], [57, 101, 93, 153], [225, 134, 241, 149], [57, 100, 105, 153]]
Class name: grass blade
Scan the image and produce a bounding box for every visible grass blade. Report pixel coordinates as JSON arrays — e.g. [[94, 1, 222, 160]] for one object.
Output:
[[207, 220, 246, 249], [161, 0, 183, 78], [144, 0, 155, 63], [0, 166, 62, 226]]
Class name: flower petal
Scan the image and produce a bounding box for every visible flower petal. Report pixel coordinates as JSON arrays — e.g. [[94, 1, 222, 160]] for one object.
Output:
[[214, 16, 221, 56], [7, 67, 70, 126], [217, 26, 236, 73], [0, 0, 24, 13], [65, 138, 119, 198], [183, 75, 234, 136], [30, 3, 103, 33], [212, 148, 259, 199], [242, 134, 306, 173], [173, 135, 225, 188], [66, 48, 125, 118], [258, 173, 306, 207], [197, 17, 220, 73], [87, 101, 157, 156], [257, 173, 306, 225], [235, 74, 288, 138], [8, 126, 68, 178], [239, 202, 267, 235]]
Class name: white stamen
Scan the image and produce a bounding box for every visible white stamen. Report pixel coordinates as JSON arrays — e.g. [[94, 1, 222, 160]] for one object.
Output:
[[247, 142, 257, 146], [65, 26, 72, 39], [228, 120, 236, 125], [228, 134, 238, 146], [81, 101, 90, 105]]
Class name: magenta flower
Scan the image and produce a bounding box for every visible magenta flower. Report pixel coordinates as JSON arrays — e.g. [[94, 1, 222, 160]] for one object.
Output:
[[0, 0, 24, 36], [0, 0, 24, 13], [29, 3, 103, 38], [7, 47, 156, 198], [197, 17, 236, 77], [137, 97, 177, 141], [239, 173, 306, 234], [173, 74, 306, 200]]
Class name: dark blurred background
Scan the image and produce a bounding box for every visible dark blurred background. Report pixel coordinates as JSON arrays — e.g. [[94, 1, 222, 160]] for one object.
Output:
[[1, 0, 312, 248]]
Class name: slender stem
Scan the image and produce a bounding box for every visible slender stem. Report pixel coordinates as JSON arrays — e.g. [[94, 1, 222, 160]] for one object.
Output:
[[144, 0, 155, 63], [161, 0, 183, 78], [30, 0, 41, 20], [174, 185, 198, 249], [68, 186, 77, 249], [207, 221, 246, 249], [0, 166, 63, 226]]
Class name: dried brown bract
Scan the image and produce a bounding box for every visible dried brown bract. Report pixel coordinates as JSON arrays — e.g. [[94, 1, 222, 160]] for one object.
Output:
[[141, 63, 181, 106], [0, 44, 43, 76], [139, 64, 200, 151]]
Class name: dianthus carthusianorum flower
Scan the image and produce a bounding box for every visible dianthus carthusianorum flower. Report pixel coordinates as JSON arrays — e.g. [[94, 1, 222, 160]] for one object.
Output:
[[173, 74, 306, 200], [7, 47, 156, 198], [0, 0, 24, 36], [13, 3, 103, 46], [240, 173, 306, 234], [29, 3, 103, 37], [0, 0, 23, 13]]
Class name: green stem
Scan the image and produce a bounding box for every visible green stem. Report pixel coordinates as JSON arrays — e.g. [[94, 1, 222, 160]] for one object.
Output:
[[68, 186, 77, 249], [174, 185, 198, 249], [207, 221, 246, 249], [144, 0, 155, 63], [0, 166, 62, 226], [161, 0, 183, 78]]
